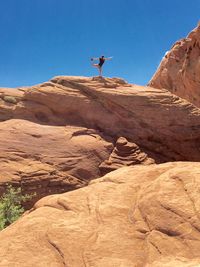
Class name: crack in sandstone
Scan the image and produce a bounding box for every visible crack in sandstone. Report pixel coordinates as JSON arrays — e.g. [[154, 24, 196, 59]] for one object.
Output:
[[128, 202, 137, 224], [56, 198, 77, 213], [81, 232, 99, 267], [128, 189, 141, 225], [101, 178, 125, 184], [159, 202, 200, 238], [172, 176, 200, 229], [86, 196, 91, 215], [132, 175, 200, 243], [159, 203, 183, 219], [148, 239, 162, 255], [46, 234, 67, 267], [81, 251, 88, 267], [154, 226, 180, 237], [95, 194, 104, 224], [137, 205, 151, 231]]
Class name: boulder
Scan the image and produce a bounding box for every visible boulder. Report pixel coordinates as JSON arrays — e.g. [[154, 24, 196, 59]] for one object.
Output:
[[1, 162, 200, 266], [99, 136, 154, 175]]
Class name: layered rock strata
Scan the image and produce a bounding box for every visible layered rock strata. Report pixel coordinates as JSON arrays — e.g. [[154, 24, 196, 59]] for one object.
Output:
[[99, 136, 154, 174], [0, 76, 200, 204], [149, 22, 200, 107]]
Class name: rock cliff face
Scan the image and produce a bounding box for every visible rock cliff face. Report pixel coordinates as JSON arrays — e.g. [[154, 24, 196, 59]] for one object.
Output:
[[1, 162, 200, 267], [149, 22, 200, 107], [0, 76, 200, 205]]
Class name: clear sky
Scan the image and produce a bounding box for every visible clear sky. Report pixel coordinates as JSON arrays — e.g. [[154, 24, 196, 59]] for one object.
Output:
[[0, 0, 199, 87]]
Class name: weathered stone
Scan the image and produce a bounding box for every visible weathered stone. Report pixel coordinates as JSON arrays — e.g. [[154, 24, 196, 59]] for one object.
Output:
[[149, 22, 200, 108], [0, 76, 200, 206], [1, 162, 200, 266], [99, 137, 154, 174]]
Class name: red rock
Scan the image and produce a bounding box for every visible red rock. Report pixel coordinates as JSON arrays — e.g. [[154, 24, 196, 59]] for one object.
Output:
[[0, 162, 200, 266], [0, 76, 200, 205], [1, 76, 200, 163], [0, 119, 112, 207], [99, 137, 154, 174], [149, 22, 200, 108]]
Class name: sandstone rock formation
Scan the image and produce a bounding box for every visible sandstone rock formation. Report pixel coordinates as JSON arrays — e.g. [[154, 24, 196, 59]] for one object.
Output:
[[0, 119, 112, 207], [99, 136, 154, 174], [149, 22, 200, 108], [0, 76, 200, 204], [1, 76, 200, 163], [1, 162, 200, 266]]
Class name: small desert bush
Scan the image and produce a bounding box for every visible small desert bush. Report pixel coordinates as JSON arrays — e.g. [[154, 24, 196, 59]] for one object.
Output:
[[3, 95, 17, 104], [0, 185, 35, 230]]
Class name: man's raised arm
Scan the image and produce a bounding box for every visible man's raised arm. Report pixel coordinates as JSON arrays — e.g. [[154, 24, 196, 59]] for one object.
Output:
[[105, 57, 113, 60]]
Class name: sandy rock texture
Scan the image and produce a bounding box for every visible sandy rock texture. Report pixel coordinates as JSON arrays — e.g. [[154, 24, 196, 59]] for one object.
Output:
[[0, 76, 200, 204], [99, 136, 154, 174], [1, 162, 200, 266], [1, 76, 200, 163], [149, 22, 200, 108], [0, 119, 112, 206]]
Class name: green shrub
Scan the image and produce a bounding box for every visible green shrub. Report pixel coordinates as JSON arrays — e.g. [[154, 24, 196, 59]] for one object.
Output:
[[3, 95, 17, 104], [0, 185, 35, 230]]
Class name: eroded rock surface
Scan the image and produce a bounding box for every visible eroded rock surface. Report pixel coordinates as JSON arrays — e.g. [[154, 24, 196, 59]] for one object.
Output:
[[149, 22, 200, 108], [99, 137, 154, 174], [0, 119, 112, 206], [1, 162, 200, 266], [0, 76, 200, 204], [1, 76, 200, 163]]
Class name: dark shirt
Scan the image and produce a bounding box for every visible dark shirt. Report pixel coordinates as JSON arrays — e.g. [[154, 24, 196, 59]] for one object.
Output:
[[99, 57, 105, 67]]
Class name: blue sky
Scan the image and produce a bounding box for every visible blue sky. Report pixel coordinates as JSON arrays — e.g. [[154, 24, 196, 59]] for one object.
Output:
[[0, 0, 199, 87]]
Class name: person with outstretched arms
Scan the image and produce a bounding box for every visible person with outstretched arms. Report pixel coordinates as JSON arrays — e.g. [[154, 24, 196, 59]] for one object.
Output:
[[91, 56, 112, 77]]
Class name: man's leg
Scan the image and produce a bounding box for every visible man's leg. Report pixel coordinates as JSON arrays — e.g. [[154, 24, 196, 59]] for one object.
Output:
[[92, 64, 102, 77], [99, 67, 102, 77]]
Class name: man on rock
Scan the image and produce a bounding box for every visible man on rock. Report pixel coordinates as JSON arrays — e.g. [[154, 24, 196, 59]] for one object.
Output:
[[91, 56, 112, 77]]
